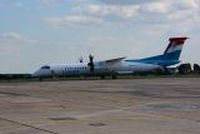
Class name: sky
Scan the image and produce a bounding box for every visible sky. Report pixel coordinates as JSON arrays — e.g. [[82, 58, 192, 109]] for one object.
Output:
[[0, 0, 200, 73]]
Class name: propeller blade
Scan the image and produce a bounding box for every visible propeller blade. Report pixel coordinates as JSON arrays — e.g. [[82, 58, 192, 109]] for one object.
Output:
[[88, 54, 95, 72]]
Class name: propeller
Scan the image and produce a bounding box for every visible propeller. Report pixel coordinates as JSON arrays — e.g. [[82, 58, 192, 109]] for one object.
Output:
[[88, 54, 94, 72]]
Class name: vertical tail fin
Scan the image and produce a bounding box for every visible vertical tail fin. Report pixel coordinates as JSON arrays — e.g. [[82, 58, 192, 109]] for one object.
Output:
[[125, 37, 189, 66], [163, 37, 188, 60], [164, 37, 188, 55]]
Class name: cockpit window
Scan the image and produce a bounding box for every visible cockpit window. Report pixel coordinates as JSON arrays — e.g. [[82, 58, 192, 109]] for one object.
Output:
[[41, 66, 50, 69]]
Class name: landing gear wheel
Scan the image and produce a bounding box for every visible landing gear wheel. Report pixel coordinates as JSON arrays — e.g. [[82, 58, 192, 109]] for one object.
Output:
[[112, 74, 117, 79], [39, 77, 43, 81], [100, 75, 105, 79], [164, 67, 171, 75]]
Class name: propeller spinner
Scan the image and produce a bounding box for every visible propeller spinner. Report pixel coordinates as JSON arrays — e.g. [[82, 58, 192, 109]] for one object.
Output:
[[79, 57, 83, 63]]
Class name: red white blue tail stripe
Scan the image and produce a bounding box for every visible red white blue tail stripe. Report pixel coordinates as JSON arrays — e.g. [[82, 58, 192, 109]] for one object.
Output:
[[164, 37, 188, 54]]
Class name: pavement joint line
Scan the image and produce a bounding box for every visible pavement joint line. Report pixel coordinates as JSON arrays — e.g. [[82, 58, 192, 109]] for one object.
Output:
[[120, 105, 200, 123], [0, 116, 59, 134], [108, 105, 200, 124], [139, 111, 200, 123]]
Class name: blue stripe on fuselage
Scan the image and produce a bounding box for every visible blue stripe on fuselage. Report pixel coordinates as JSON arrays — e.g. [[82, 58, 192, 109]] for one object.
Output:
[[125, 50, 181, 67]]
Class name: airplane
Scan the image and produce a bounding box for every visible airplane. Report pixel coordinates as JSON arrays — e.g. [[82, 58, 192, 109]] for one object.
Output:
[[32, 37, 188, 79]]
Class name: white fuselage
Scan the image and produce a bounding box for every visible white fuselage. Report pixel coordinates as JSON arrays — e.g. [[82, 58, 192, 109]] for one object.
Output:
[[32, 61, 161, 78]]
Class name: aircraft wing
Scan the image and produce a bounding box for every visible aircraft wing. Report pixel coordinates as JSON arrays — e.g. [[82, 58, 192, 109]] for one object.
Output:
[[105, 57, 126, 63], [95, 57, 126, 67]]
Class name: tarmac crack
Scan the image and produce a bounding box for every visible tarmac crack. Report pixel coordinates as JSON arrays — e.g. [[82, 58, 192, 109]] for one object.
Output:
[[0, 116, 59, 134], [144, 112, 200, 124], [0, 91, 29, 97]]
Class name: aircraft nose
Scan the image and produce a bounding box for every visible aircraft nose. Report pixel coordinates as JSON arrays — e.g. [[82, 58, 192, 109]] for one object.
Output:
[[32, 70, 40, 77]]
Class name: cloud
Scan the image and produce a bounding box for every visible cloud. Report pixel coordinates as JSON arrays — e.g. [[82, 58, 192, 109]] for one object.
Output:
[[0, 0, 24, 8], [174, 0, 199, 10], [0, 32, 25, 42], [0, 32, 38, 73], [40, 0, 90, 8], [43, 0, 200, 34], [99, 0, 200, 9], [139, 1, 200, 34], [0, 32, 37, 43], [40, 0, 66, 8], [44, 15, 106, 28], [139, 0, 200, 15], [98, 0, 156, 5], [0, 32, 22, 55], [77, 4, 140, 18], [13, 1, 23, 7], [98, 0, 199, 14], [0, 32, 37, 55], [141, 1, 170, 14]]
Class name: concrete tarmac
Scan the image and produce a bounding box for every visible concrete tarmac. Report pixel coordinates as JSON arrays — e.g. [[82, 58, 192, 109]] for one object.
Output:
[[0, 78, 200, 134]]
